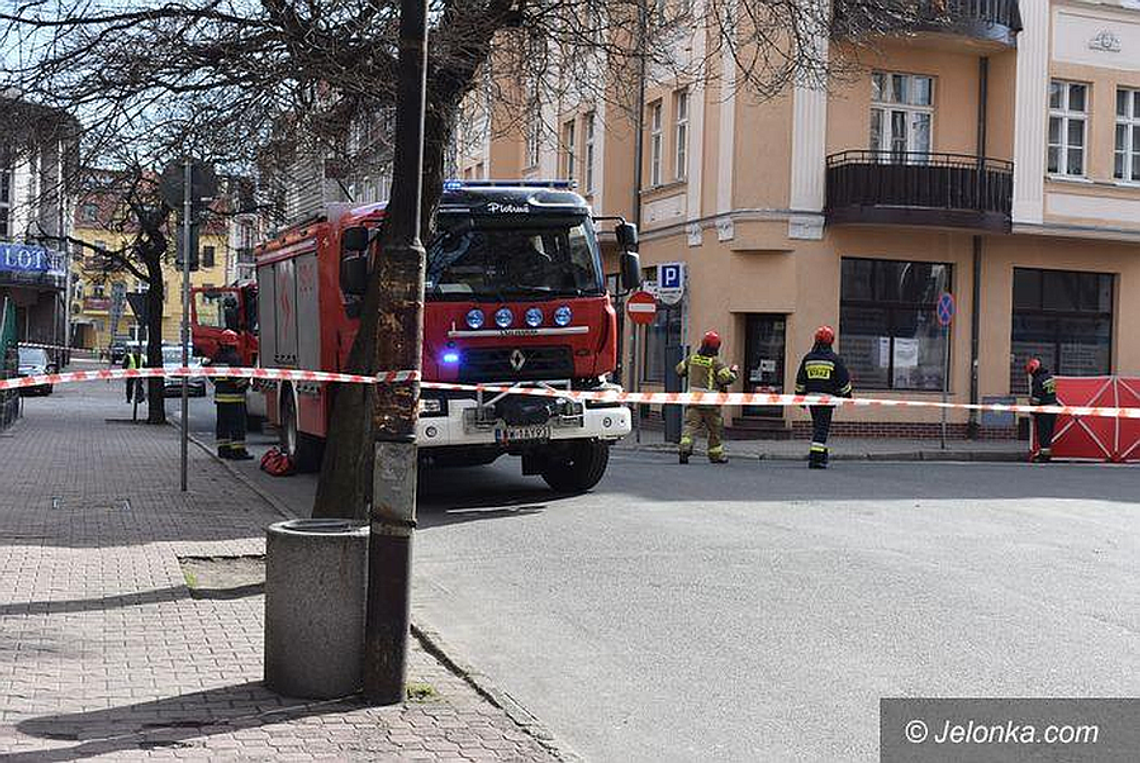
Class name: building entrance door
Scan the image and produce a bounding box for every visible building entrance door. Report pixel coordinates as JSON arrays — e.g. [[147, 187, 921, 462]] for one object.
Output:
[[743, 314, 786, 417]]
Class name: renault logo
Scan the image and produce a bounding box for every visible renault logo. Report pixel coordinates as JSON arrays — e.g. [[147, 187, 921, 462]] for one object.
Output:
[[509, 349, 527, 371]]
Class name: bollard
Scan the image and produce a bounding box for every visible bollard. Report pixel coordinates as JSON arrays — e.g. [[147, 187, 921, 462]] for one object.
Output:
[[264, 519, 369, 699]]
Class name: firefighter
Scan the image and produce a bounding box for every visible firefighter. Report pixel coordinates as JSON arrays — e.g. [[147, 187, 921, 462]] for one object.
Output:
[[676, 330, 738, 464], [1026, 357, 1057, 463], [121, 344, 145, 403], [210, 330, 253, 460], [794, 325, 852, 469]]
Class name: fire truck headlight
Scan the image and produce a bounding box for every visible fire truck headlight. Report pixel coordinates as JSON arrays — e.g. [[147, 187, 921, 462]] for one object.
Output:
[[554, 305, 572, 327], [525, 307, 543, 327], [465, 309, 484, 329], [495, 307, 514, 328]]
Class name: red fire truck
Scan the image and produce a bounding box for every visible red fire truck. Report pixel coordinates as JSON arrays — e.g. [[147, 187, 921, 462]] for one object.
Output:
[[252, 180, 641, 491]]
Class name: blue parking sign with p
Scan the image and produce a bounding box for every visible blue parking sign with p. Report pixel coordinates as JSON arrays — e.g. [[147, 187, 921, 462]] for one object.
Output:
[[659, 263, 684, 290]]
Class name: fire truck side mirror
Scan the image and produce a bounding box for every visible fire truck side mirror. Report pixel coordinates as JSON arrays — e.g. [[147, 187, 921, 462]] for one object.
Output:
[[340, 254, 368, 297], [616, 221, 639, 252], [620, 251, 642, 291], [341, 225, 370, 253]]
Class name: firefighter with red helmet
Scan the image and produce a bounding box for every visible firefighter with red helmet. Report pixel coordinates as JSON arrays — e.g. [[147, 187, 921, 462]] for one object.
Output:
[[795, 325, 852, 469], [676, 330, 738, 464], [209, 330, 253, 460], [1025, 357, 1057, 463]]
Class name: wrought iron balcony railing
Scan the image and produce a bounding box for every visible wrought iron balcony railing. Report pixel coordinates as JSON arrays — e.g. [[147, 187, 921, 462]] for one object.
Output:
[[834, 0, 1022, 47], [825, 150, 1013, 232]]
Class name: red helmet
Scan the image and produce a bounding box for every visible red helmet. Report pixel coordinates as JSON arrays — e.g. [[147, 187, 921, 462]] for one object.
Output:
[[814, 325, 835, 346], [219, 330, 240, 347], [1025, 357, 1041, 376], [702, 331, 722, 351]]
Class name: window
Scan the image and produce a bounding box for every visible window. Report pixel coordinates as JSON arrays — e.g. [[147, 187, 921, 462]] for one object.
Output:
[[584, 112, 596, 194], [840, 258, 952, 390], [81, 203, 98, 223], [563, 119, 576, 182], [1010, 268, 1113, 393], [1049, 80, 1088, 176], [1115, 88, 1140, 181], [649, 101, 663, 187], [0, 155, 10, 239], [643, 304, 681, 384], [475, 162, 484, 179], [525, 100, 542, 168], [674, 89, 689, 180], [870, 72, 934, 163], [202, 245, 216, 268], [92, 283, 106, 299]]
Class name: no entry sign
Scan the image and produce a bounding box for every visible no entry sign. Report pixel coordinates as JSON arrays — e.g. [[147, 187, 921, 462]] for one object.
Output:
[[626, 290, 657, 325]]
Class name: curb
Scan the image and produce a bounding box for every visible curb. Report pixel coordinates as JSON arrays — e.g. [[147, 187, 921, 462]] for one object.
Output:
[[172, 416, 578, 761], [617, 442, 1026, 463], [410, 621, 582, 762]]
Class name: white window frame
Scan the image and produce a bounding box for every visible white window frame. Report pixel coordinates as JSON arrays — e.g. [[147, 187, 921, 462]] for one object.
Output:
[[525, 102, 542, 169], [584, 112, 596, 194], [674, 89, 689, 180], [1115, 87, 1140, 182], [870, 71, 935, 164], [1048, 80, 1088, 178], [563, 119, 576, 182], [649, 101, 663, 187]]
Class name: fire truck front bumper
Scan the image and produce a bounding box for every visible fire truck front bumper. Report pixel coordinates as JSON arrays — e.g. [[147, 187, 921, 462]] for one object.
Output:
[[415, 394, 631, 449]]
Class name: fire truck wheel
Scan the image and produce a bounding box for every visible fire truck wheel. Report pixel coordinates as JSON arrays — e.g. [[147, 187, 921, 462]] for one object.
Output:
[[540, 440, 610, 493], [279, 387, 323, 472]]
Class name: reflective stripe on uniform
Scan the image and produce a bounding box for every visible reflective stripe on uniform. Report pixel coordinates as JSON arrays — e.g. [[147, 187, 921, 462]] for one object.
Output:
[[809, 442, 827, 453], [215, 394, 245, 403]]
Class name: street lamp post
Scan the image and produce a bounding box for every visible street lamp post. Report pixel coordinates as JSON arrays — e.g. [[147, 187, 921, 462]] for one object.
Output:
[[362, 0, 429, 704]]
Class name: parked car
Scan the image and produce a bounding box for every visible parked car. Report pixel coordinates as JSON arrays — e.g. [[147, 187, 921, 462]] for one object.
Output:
[[161, 345, 207, 397], [109, 341, 127, 364], [17, 347, 56, 396]]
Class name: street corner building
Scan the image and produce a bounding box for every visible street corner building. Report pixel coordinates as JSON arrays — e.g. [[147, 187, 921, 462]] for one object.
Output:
[[454, 0, 1140, 440]]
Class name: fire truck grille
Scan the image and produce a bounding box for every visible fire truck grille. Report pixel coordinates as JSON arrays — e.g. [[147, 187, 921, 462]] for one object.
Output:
[[458, 346, 575, 383]]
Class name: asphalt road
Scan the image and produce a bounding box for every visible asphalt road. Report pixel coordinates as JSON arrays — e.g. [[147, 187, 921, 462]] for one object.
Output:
[[178, 397, 1140, 762]]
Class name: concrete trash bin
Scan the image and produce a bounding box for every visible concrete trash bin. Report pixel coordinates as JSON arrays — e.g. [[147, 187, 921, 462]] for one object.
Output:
[[264, 518, 369, 698]]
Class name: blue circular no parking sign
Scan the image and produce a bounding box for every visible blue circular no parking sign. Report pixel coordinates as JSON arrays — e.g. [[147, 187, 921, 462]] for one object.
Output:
[[937, 292, 955, 327]]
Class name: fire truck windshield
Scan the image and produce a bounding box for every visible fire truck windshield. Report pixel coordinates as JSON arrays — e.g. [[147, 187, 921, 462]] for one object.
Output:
[[426, 217, 604, 300]]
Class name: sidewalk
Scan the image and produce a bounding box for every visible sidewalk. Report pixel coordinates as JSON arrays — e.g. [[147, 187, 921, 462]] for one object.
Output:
[[614, 425, 1026, 462], [0, 382, 560, 761]]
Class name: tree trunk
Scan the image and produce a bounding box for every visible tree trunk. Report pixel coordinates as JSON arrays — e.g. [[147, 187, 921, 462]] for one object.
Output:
[[144, 258, 166, 424], [311, 98, 456, 520]]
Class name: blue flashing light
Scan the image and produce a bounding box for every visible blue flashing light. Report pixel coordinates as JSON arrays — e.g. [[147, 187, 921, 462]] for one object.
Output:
[[554, 305, 573, 327], [441, 351, 461, 364], [525, 307, 543, 327], [495, 307, 514, 328], [443, 179, 464, 191], [465, 309, 485, 329]]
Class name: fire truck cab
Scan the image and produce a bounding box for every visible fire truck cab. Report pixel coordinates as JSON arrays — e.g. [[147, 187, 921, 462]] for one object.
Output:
[[257, 180, 642, 492]]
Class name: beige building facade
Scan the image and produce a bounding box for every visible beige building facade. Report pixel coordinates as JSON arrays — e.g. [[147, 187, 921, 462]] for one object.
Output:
[[457, 0, 1139, 438]]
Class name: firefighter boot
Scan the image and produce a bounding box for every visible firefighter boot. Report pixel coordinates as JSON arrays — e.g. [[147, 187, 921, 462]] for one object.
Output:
[[808, 445, 827, 469]]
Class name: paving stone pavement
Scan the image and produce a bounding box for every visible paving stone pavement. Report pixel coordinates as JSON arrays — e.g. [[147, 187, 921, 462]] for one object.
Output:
[[0, 382, 560, 761]]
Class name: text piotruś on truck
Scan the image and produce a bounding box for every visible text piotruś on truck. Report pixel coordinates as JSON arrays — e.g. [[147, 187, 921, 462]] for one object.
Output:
[[252, 180, 642, 492]]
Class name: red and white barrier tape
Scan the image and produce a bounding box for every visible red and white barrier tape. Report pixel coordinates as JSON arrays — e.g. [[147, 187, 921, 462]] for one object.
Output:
[[4, 365, 1139, 420], [419, 382, 1140, 420], [0, 366, 419, 391]]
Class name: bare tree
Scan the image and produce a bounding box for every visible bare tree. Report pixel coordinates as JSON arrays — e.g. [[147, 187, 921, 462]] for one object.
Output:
[[2, 0, 926, 514]]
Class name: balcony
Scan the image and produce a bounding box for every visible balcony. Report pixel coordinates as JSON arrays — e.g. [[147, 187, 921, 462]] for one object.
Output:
[[825, 151, 1013, 233], [834, 0, 1022, 48]]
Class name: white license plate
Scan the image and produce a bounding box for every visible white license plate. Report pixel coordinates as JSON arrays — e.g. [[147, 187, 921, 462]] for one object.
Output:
[[494, 424, 552, 444]]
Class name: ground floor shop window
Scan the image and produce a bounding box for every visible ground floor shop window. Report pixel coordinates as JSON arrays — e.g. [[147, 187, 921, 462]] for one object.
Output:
[[642, 302, 681, 384], [1010, 268, 1113, 394], [839, 257, 952, 391]]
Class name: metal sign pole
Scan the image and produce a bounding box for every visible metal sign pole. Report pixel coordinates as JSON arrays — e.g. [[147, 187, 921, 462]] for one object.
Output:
[[633, 324, 641, 444], [941, 324, 950, 450], [180, 159, 192, 492]]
